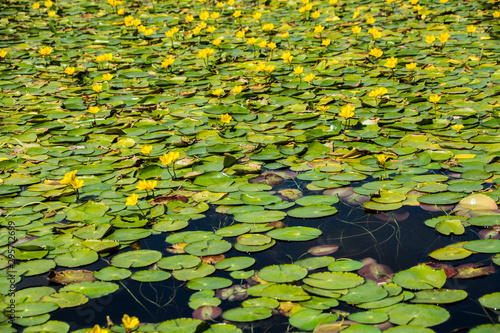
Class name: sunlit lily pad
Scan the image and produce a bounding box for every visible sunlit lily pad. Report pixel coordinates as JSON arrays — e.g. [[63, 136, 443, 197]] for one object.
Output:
[[257, 264, 308, 283], [387, 304, 450, 327], [186, 277, 232, 290], [60, 281, 119, 299], [111, 249, 162, 268], [222, 306, 272, 323], [266, 227, 322, 241], [411, 289, 468, 304], [289, 308, 338, 331], [303, 272, 364, 290], [287, 205, 338, 218], [463, 239, 500, 253], [393, 264, 446, 290], [479, 292, 500, 310]]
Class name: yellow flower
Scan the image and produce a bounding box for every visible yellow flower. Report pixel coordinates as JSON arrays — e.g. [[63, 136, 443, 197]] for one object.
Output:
[[199, 22, 208, 29], [85, 325, 108, 333], [207, 26, 216, 34], [233, 10, 241, 18], [322, 39, 331, 46], [264, 65, 275, 73], [493, 11, 500, 18], [38, 46, 53, 56], [117, 8, 124, 15], [353, 10, 360, 19], [92, 83, 103, 93], [102, 73, 113, 81], [236, 30, 245, 38], [451, 124, 464, 132], [438, 32, 450, 43], [311, 11, 320, 19], [429, 94, 441, 103], [161, 57, 175, 68], [329, 0, 337, 4], [366, 16, 375, 24], [124, 16, 134, 26], [246, 37, 257, 45], [369, 28, 382, 39], [282, 51, 291, 61], [227, 0, 234, 5], [369, 48, 383, 58], [211, 12, 220, 19], [440, 0, 448, 3], [144, 28, 154, 36], [304, 3, 313, 11], [405, 62, 417, 70], [410, 0, 418, 4], [281, 32, 289, 39], [32, 2, 40, 9], [141, 145, 153, 155], [132, 18, 141, 26], [352, 26, 361, 34], [467, 25, 477, 33], [268, 42, 276, 50], [212, 38, 222, 46], [317, 105, 329, 113], [294, 66, 303, 75], [304, 73, 315, 82], [186, 14, 194, 22], [216, 2, 224, 8], [255, 62, 266, 72], [104, 53, 113, 61], [125, 193, 139, 206], [200, 11, 209, 20], [253, 12, 262, 20], [70, 178, 84, 189], [221, 113, 232, 123], [64, 66, 75, 75], [425, 35, 435, 44], [212, 88, 224, 97], [262, 23, 274, 32], [48, 10, 56, 17], [339, 105, 355, 119], [258, 40, 267, 48], [376, 155, 388, 166], [45, 0, 53, 8], [413, 4, 423, 11], [95, 55, 105, 63], [198, 48, 214, 58], [314, 25, 324, 33], [369, 87, 388, 98], [160, 151, 180, 165], [60, 170, 78, 185], [88, 106, 100, 114], [231, 85, 244, 94], [165, 30, 174, 38], [136, 180, 157, 191], [384, 57, 398, 68], [192, 26, 202, 35], [137, 25, 146, 33]]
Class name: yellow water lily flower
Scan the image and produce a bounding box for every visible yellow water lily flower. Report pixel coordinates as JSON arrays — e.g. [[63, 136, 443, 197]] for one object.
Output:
[[294, 66, 303, 75], [425, 35, 436, 44], [88, 106, 100, 114], [369, 48, 383, 58], [141, 145, 153, 155], [429, 94, 441, 103], [92, 83, 103, 93], [125, 193, 139, 206], [451, 124, 464, 132], [102, 73, 113, 81], [212, 88, 224, 97], [161, 57, 175, 68], [85, 325, 108, 333], [60, 170, 78, 185], [221, 114, 232, 123], [384, 57, 398, 68], [231, 85, 244, 94], [233, 10, 241, 18], [160, 151, 180, 165], [304, 73, 315, 82], [200, 11, 210, 20], [376, 155, 388, 166], [339, 105, 355, 119], [64, 67, 75, 75], [38, 46, 53, 56], [352, 26, 361, 34], [467, 25, 477, 33], [438, 32, 450, 43], [405, 62, 417, 70], [70, 178, 84, 189]]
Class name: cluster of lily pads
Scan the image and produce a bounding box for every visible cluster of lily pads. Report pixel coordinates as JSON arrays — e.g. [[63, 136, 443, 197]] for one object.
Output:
[[0, 0, 500, 331]]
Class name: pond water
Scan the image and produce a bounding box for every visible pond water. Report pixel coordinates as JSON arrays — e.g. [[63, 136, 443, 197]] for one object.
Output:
[[30, 175, 497, 332]]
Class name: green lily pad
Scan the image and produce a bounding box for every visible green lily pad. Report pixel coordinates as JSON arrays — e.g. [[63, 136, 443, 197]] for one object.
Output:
[[60, 281, 119, 299], [411, 289, 468, 304], [111, 250, 162, 268], [257, 264, 308, 283], [289, 308, 339, 331], [287, 205, 338, 218], [54, 249, 99, 268], [478, 292, 500, 309], [131, 270, 171, 282], [222, 307, 272, 322], [41, 292, 88, 308], [266, 227, 322, 241], [233, 210, 287, 223], [387, 304, 450, 327], [393, 264, 447, 290], [215, 257, 256, 271], [186, 277, 232, 290], [184, 239, 232, 256], [303, 272, 364, 290], [463, 239, 500, 253]]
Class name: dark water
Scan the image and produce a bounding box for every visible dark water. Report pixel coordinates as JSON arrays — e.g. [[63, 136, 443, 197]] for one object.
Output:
[[19, 176, 499, 332]]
